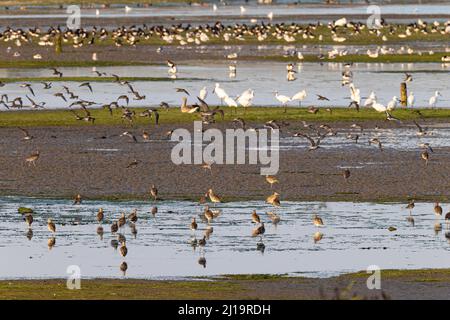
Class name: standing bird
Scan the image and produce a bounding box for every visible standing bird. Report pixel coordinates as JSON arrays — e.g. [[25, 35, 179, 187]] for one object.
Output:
[[213, 83, 228, 106], [252, 222, 265, 240], [445, 212, 450, 228], [24, 214, 33, 228], [266, 192, 281, 207], [118, 213, 126, 229], [97, 208, 104, 223], [434, 202, 443, 217], [421, 150, 430, 166], [120, 242, 128, 257], [407, 91, 415, 108], [190, 217, 198, 234], [406, 200, 415, 216], [47, 219, 56, 233], [274, 91, 291, 113], [25, 151, 40, 166], [204, 206, 214, 224], [150, 185, 158, 201], [111, 221, 119, 233], [386, 96, 398, 111], [313, 214, 324, 227], [291, 89, 307, 107], [206, 189, 222, 204], [251, 210, 261, 224], [199, 87, 208, 100], [265, 175, 279, 188], [429, 91, 441, 108], [73, 194, 82, 205], [120, 262, 128, 276]]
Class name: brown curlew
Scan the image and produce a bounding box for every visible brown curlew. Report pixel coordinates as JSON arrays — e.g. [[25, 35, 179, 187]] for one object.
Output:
[[47, 218, 56, 233], [265, 175, 279, 189], [266, 192, 281, 207], [25, 151, 39, 166]]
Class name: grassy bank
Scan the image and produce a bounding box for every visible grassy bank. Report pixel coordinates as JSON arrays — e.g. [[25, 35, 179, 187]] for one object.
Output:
[[1, 107, 449, 127], [0, 52, 448, 69], [1, 269, 449, 299]]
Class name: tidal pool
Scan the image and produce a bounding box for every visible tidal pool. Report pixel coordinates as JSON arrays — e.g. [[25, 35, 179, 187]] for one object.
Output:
[[0, 196, 449, 279]]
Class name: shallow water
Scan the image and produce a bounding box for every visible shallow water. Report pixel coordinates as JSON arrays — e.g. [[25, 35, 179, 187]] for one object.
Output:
[[0, 62, 449, 109], [0, 196, 449, 279]]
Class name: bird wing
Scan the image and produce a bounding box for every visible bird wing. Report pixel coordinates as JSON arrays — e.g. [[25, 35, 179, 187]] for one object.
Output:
[[295, 132, 316, 146], [197, 97, 210, 111], [18, 127, 29, 136], [413, 120, 423, 132], [81, 105, 91, 116]]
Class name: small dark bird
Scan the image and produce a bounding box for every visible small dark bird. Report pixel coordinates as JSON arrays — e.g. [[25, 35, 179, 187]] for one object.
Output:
[[176, 88, 190, 95], [126, 159, 139, 168], [343, 169, 351, 182], [316, 94, 330, 101], [79, 82, 93, 93]]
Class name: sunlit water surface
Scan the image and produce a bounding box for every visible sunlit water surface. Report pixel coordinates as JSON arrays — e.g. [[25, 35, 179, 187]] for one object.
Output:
[[0, 62, 449, 109]]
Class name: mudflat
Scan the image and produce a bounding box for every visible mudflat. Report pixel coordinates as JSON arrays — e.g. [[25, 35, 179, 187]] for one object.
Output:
[[1, 119, 448, 202]]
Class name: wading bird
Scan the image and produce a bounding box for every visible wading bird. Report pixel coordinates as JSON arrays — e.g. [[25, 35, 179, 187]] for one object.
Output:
[[25, 151, 40, 166]]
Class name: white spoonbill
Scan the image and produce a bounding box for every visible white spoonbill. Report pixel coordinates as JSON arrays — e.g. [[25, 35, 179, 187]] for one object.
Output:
[[349, 83, 361, 105], [407, 91, 415, 108], [199, 87, 208, 100], [371, 101, 387, 113], [429, 91, 441, 108], [213, 83, 228, 105], [224, 95, 238, 113], [387, 96, 399, 111], [364, 91, 377, 107], [291, 89, 307, 106], [333, 17, 347, 27], [237, 89, 254, 110], [274, 91, 291, 113]]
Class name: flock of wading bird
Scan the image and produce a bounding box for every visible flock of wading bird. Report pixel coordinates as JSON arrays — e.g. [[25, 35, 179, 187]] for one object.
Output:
[[13, 60, 443, 171], [20, 183, 450, 275], [13, 69, 450, 276], [1, 17, 450, 60], [2, 15, 448, 275]]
